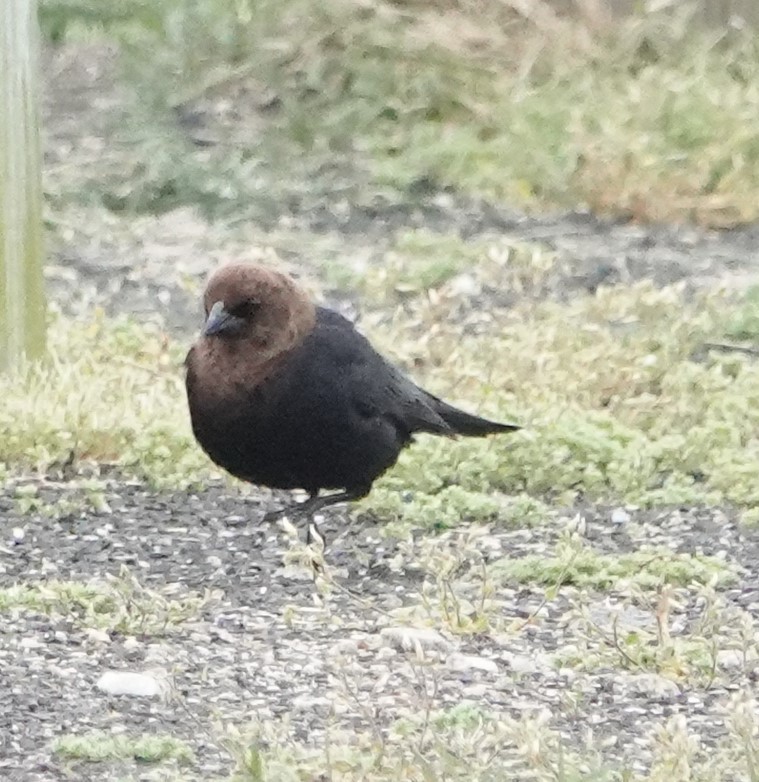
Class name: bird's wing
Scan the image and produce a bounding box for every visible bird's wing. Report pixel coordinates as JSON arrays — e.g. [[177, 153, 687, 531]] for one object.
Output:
[[309, 308, 454, 437]]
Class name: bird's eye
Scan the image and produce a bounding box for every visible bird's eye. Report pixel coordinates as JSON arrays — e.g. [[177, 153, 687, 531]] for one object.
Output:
[[229, 298, 259, 320]]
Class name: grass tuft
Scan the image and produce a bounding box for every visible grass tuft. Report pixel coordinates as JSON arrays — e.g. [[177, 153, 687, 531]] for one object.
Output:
[[54, 731, 194, 764], [0, 569, 213, 634], [490, 536, 736, 590], [0, 309, 207, 486]]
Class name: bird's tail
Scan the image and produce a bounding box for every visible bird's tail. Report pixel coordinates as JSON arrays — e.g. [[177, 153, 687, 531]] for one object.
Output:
[[433, 398, 521, 437]]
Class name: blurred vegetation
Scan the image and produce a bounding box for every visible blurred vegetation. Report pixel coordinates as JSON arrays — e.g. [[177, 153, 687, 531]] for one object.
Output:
[[38, 0, 759, 226]]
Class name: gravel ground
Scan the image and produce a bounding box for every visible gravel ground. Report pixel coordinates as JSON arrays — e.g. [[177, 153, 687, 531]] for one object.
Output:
[[3, 41, 759, 781], [2, 479, 758, 780]]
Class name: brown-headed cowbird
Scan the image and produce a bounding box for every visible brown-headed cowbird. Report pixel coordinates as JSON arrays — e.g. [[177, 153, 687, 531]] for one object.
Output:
[[185, 264, 520, 518]]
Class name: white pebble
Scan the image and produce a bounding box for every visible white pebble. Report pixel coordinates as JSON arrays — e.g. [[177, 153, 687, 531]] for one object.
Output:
[[380, 626, 450, 652], [611, 508, 631, 525], [96, 671, 164, 698], [447, 653, 498, 674]]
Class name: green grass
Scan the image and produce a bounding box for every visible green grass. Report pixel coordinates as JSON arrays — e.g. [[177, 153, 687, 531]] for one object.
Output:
[[491, 540, 736, 590], [0, 307, 208, 487], [724, 284, 759, 341], [12, 479, 113, 516], [358, 268, 759, 525], [54, 731, 194, 764], [217, 694, 759, 782], [334, 230, 562, 305], [554, 581, 756, 684], [223, 707, 621, 782], [0, 570, 212, 634], [38, 0, 759, 226]]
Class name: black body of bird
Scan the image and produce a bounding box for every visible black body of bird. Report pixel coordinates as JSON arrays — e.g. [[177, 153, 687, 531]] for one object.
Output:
[[185, 264, 520, 516]]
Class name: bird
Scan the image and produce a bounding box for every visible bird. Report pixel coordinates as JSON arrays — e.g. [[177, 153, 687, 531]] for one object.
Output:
[[184, 263, 520, 522]]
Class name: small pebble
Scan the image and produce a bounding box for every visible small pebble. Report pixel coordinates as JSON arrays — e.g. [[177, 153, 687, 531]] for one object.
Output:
[[611, 508, 631, 525], [96, 671, 164, 698], [380, 626, 450, 652], [447, 653, 498, 674]]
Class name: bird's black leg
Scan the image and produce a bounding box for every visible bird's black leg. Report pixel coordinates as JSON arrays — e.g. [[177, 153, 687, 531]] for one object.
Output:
[[263, 487, 370, 545], [299, 488, 370, 546], [295, 487, 369, 517], [264, 487, 369, 521]]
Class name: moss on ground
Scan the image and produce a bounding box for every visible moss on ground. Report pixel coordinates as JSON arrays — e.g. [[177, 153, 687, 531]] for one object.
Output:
[[0, 570, 211, 635], [54, 731, 194, 764], [0, 308, 207, 487], [490, 542, 736, 590]]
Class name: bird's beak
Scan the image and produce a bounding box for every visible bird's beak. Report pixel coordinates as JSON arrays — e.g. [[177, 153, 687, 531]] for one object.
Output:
[[203, 301, 236, 337]]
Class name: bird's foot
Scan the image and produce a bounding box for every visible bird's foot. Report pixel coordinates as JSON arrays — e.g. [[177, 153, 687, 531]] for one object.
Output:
[[261, 493, 321, 523], [264, 487, 368, 521], [261, 487, 368, 542]]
